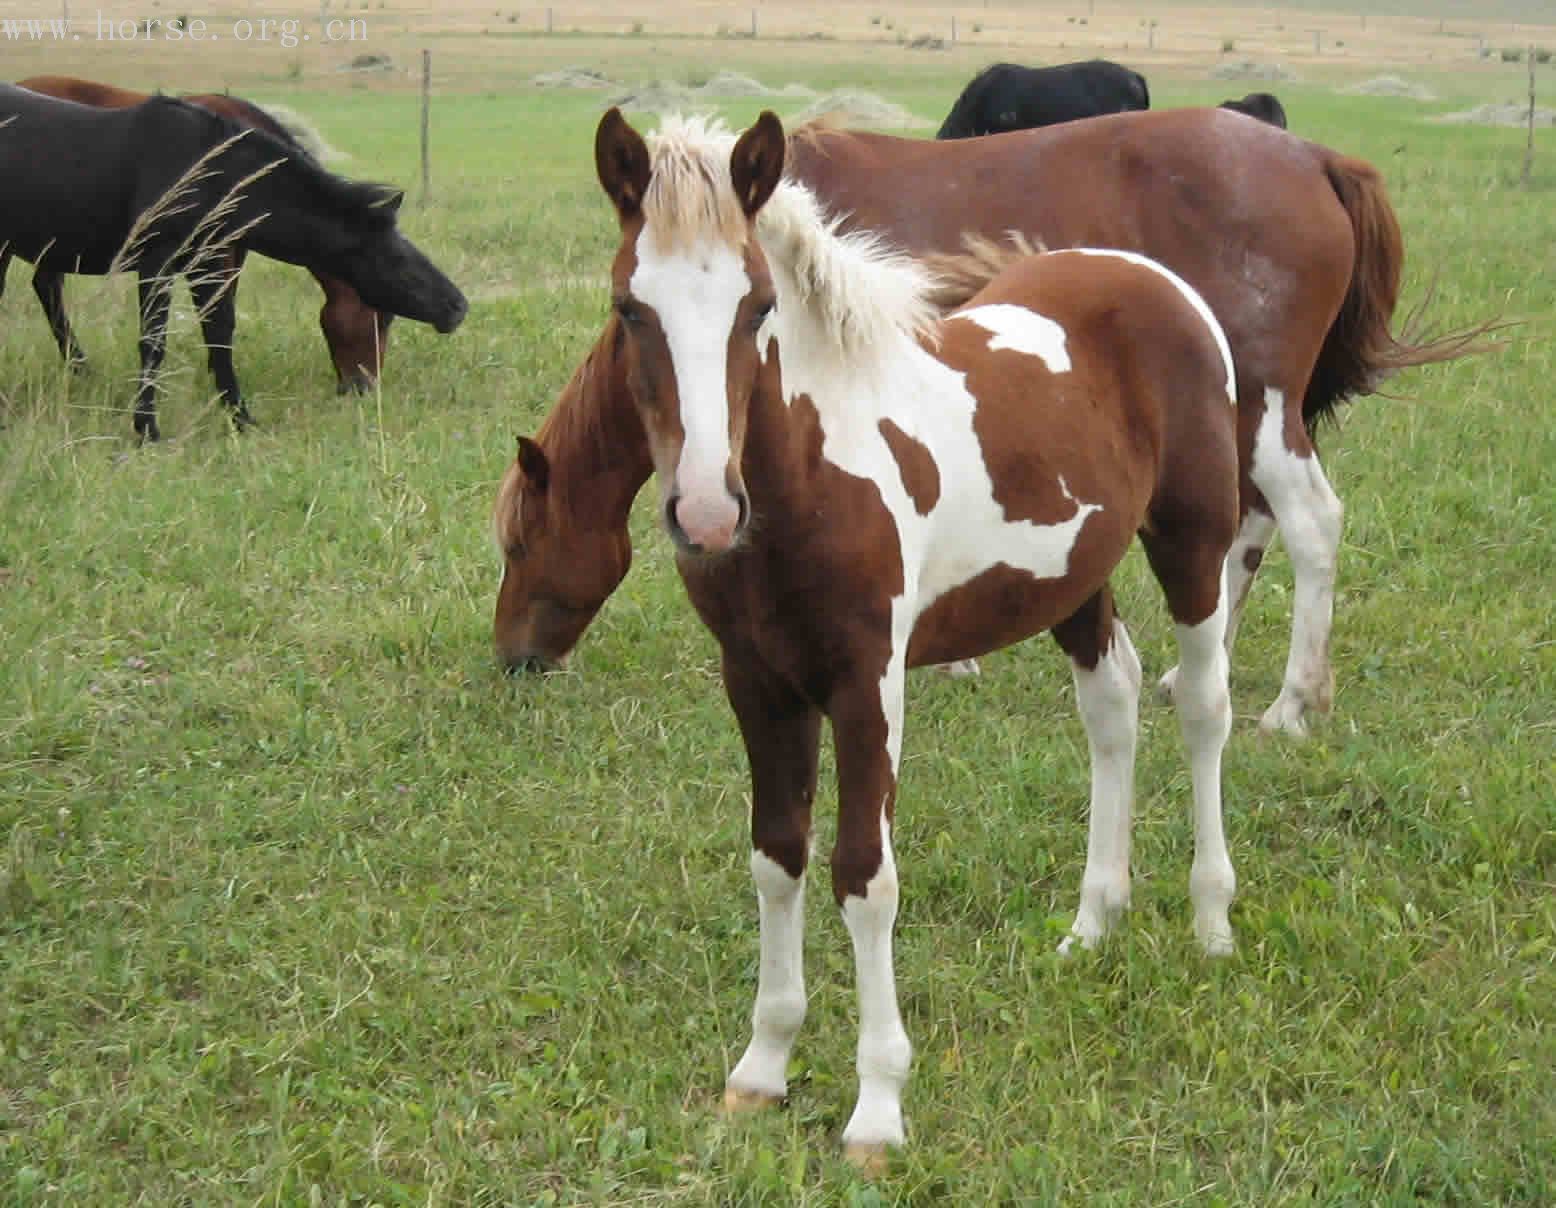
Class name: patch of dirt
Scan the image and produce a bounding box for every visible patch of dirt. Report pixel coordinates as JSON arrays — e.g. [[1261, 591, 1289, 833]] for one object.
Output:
[[1341, 75, 1437, 101], [787, 89, 932, 130], [609, 71, 817, 113], [1209, 60, 1297, 82], [1432, 103, 1556, 127], [531, 66, 616, 89]]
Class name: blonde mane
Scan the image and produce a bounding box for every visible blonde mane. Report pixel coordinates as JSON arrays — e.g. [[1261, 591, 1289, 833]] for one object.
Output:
[[645, 114, 942, 368]]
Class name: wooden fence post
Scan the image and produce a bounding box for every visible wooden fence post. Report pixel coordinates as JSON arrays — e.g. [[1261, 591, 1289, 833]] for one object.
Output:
[[1524, 45, 1536, 186], [420, 49, 431, 202]]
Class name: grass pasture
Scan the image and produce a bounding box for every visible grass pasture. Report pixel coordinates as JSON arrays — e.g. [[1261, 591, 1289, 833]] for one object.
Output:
[[3, 12, 1556, 1204]]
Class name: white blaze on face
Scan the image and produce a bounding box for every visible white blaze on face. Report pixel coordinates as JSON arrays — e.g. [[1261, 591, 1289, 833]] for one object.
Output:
[[954, 304, 1072, 373], [630, 234, 752, 550]]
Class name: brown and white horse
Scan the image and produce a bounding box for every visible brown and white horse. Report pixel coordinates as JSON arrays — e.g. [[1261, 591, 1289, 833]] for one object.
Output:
[[495, 109, 1484, 736], [587, 107, 1241, 1166], [12, 75, 392, 394]]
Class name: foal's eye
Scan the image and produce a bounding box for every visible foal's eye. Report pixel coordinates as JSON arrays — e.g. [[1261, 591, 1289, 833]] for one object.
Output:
[[750, 299, 776, 330], [614, 299, 644, 327]]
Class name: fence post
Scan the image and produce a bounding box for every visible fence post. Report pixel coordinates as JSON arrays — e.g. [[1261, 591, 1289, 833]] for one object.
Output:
[[546, 6, 553, 33], [420, 49, 431, 202], [1524, 45, 1536, 186], [951, 14, 956, 43]]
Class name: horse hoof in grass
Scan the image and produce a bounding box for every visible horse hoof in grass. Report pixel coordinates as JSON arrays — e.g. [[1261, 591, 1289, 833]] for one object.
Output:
[[843, 1142, 890, 1176], [722, 1085, 783, 1115]]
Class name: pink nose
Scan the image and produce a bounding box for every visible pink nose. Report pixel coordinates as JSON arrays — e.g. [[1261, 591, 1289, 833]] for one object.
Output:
[[672, 491, 743, 553]]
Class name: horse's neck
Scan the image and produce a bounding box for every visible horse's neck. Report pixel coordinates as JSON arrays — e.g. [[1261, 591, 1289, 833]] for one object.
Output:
[[544, 323, 653, 529]]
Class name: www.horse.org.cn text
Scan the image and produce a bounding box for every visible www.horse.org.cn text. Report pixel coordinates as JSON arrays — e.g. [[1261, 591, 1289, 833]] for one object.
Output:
[[0, 13, 368, 46]]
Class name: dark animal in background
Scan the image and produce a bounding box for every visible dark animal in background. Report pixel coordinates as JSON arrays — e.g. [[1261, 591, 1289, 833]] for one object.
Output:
[[936, 59, 1150, 139], [0, 83, 466, 441], [1218, 91, 1288, 129], [16, 75, 393, 394]]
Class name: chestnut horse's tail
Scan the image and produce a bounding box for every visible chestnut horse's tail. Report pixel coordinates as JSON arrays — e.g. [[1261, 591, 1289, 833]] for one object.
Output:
[[1304, 153, 1498, 434]]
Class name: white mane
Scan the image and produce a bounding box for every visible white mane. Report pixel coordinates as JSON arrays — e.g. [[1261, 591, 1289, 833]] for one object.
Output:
[[645, 114, 941, 373]]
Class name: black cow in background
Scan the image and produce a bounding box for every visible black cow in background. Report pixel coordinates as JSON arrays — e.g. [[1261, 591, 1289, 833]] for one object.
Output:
[[936, 59, 1150, 139], [1218, 91, 1288, 128]]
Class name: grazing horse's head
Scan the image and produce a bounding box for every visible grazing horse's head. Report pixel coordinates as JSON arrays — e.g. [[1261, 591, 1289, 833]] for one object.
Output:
[[594, 107, 785, 556], [181, 101, 467, 337], [491, 432, 634, 673], [294, 176, 468, 335]]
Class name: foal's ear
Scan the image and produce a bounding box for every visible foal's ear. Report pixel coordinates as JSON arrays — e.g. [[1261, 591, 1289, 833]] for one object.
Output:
[[731, 110, 785, 218], [595, 107, 652, 222], [515, 436, 550, 491]]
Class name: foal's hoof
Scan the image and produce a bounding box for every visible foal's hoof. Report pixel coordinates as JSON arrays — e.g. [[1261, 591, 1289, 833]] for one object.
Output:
[[230, 407, 257, 433], [722, 1085, 784, 1115], [843, 1141, 891, 1176]]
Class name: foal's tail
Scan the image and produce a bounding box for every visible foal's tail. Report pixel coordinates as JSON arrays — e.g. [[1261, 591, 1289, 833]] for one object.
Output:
[[1303, 153, 1500, 434]]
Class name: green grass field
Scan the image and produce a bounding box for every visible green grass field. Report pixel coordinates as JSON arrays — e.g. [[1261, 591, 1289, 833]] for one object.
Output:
[[2, 44, 1554, 1204]]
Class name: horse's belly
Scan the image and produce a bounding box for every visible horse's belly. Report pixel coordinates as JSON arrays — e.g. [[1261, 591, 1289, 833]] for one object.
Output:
[[905, 503, 1137, 667]]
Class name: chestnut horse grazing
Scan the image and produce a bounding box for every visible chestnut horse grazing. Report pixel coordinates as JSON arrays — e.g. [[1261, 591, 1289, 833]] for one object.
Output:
[[13, 75, 392, 394], [585, 108, 1241, 1166], [495, 109, 1484, 736]]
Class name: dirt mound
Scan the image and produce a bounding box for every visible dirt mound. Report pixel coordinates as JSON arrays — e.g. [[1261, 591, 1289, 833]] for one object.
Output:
[[610, 80, 700, 113], [532, 67, 615, 89], [787, 90, 931, 130], [609, 72, 816, 113], [1209, 60, 1296, 82], [696, 71, 815, 99], [1432, 103, 1555, 127], [1342, 76, 1436, 101]]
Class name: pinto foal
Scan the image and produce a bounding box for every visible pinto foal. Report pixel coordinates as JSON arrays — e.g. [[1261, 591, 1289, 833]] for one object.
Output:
[[585, 108, 1241, 1166]]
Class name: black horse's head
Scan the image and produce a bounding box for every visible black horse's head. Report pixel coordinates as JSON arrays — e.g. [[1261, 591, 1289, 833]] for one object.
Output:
[[165, 99, 467, 335], [291, 176, 468, 334]]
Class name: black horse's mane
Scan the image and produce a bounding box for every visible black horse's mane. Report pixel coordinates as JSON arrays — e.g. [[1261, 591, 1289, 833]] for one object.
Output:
[[142, 93, 397, 220]]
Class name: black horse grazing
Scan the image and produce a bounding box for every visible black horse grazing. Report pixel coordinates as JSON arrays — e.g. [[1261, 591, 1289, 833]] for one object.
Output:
[[936, 59, 1149, 139], [0, 84, 467, 441], [1218, 92, 1288, 129]]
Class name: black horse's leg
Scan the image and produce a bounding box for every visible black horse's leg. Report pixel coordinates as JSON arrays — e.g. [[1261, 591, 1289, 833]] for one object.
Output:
[[0, 247, 10, 300], [190, 252, 252, 430], [32, 268, 88, 369], [133, 272, 173, 442]]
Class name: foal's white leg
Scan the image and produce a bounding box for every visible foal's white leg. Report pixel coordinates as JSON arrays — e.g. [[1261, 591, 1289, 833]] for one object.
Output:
[[840, 815, 911, 1166], [1157, 506, 1276, 701], [725, 851, 807, 1109], [1169, 569, 1238, 955], [837, 647, 912, 1167], [1251, 388, 1343, 738], [1060, 619, 1142, 954]]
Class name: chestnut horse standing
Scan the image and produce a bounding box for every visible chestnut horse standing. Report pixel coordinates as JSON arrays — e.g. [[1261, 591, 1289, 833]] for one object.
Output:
[[13, 75, 392, 394], [588, 108, 1241, 1166], [495, 109, 1483, 736]]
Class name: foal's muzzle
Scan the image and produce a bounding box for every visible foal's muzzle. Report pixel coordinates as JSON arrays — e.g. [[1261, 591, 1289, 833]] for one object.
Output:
[[665, 489, 749, 556]]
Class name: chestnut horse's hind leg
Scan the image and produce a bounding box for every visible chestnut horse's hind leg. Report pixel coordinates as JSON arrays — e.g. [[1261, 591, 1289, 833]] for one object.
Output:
[[31, 268, 87, 369], [1053, 591, 1142, 954], [721, 657, 821, 1114], [189, 257, 254, 431], [1233, 387, 1343, 737]]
